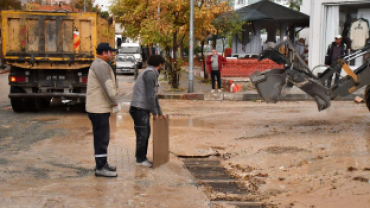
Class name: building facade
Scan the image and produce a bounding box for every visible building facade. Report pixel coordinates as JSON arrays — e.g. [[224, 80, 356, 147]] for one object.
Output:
[[305, 0, 370, 69]]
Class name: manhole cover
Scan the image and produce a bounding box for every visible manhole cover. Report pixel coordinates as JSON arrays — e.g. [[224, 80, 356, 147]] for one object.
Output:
[[183, 158, 264, 207]]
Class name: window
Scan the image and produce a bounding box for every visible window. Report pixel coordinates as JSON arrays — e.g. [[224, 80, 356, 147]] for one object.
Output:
[[116, 55, 135, 63], [120, 47, 141, 54]]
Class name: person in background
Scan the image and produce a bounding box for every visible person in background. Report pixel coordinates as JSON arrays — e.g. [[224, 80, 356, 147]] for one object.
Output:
[[206, 49, 227, 93], [325, 35, 348, 88], [86, 43, 120, 177], [278, 36, 289, 56], [129, 55, 167, 168], [295, 38, 306, 57]]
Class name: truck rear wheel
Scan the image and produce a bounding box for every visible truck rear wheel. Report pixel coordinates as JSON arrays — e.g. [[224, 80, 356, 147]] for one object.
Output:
[[365, 84, 370, 111], [11, 98, 26, 113], [27, 98, 41, 112], [40, 98, 51, 108], [10, 87, 26, 113]]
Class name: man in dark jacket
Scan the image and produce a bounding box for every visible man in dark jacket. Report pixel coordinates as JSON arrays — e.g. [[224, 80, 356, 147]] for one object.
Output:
[[325, 35, 348, 87], [129, 55, 167, 168], [206, 49, 227, 93]]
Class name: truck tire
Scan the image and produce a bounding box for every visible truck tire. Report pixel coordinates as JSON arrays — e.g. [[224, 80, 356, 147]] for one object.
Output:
[[40, 98, 51, 108], [27, 98, 41, 112], [11, 98, 26, 113], [80, 103, 87, 113], [10, 87, 26, 113], [364, 84, 370, 111]]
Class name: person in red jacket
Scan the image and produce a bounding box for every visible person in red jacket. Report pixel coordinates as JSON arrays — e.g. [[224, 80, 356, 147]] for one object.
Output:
[[206, 49, 227, 92]]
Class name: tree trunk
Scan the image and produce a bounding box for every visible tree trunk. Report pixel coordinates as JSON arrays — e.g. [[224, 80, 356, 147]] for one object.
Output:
[[172, 32, 179, 89], [179, 43, 184, 60], [149, 44, 153, 56], [222, 38, 225, 56], [212, 35, 217, 49], [165, 47, 172, 81], [201, 40, 207, 80]]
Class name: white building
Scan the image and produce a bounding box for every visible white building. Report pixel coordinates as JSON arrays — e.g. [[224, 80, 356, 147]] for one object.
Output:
[[303, 0, 370, 69], [298, 0, 310, 45], [234, 0, 289, 10], [115, 23, 140, 48]]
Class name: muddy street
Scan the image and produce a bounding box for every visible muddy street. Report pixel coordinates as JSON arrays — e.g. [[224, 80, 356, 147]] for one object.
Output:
[[1, 73, 370, 208]]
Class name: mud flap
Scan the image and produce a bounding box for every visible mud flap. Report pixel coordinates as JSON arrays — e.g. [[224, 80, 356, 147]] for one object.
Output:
[[250, 69, 287, 103]]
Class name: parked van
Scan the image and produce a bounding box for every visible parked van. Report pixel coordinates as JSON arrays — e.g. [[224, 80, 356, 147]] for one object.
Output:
[[120, 43, 142, 69]]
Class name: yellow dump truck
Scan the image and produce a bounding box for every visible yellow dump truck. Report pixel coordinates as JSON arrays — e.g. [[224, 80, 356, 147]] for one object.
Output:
[[1, 11, 115, 112]]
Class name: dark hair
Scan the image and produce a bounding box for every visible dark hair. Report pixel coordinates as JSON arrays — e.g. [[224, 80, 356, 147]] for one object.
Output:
[[97, 50, 107, 55], [147, 55, 165, 67]]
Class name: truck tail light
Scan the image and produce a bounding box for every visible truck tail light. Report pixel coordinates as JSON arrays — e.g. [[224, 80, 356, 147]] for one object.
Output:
[[80, 77, 88, 83], [9, 76, 27, 83]]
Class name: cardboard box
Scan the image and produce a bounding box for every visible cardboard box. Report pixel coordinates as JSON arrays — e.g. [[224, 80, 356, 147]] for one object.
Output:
[[153, 116, 169, 168]]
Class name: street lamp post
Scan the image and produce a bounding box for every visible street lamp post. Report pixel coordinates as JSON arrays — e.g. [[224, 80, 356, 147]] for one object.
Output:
[[188, 0, 194, 93]]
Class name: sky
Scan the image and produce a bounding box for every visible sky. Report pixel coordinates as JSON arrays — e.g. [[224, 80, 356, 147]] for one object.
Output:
[[94, 0, 110, 12]]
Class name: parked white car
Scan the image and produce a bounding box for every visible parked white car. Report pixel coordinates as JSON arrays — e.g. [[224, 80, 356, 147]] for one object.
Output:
[[115, 54, 138, 78]]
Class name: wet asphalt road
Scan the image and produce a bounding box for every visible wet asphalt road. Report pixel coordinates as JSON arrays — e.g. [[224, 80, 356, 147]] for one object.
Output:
[[1, 72, 370, 208], [0, 73, 211, 208]]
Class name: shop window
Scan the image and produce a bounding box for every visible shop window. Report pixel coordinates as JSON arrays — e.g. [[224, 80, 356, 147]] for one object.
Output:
[[324, 3, 370, 67]]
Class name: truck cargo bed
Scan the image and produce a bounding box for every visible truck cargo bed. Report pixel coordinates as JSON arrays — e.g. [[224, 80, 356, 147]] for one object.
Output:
[[1, 11, 115, 69]]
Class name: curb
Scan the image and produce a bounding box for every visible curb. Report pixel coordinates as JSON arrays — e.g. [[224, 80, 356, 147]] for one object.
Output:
[[158, 93, 204, 100], [0, 69, 9, 74], [158, 93, 363, 101]]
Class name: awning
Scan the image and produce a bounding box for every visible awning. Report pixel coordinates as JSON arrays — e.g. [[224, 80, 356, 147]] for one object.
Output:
[[234, 0, 309, 26]]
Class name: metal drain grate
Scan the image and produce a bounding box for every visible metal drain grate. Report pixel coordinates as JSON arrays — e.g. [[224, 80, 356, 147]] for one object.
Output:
[[183, 158, 266, 208]]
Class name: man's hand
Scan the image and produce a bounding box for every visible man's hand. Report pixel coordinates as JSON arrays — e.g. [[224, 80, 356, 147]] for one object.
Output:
[[160, 114, 167, 120], [153, 114, 159, 120], [113, 104, 121, 114]]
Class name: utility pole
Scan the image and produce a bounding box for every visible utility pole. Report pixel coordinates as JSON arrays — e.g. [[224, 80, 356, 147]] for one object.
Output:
[[84, 0, 86, 12], [188, 0, 194, 93], [157, 4, 160, 55]]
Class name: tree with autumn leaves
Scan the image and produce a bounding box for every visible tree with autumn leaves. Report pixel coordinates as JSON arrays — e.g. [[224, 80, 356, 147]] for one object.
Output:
[[0, 0, 22, 10], [110, 0, 236, 88], [193, 0, 242, 80], [110, 0, 189, 88]]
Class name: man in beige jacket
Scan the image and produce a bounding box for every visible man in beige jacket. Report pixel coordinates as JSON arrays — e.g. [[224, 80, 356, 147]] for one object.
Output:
[[86, 43, 120, 177]]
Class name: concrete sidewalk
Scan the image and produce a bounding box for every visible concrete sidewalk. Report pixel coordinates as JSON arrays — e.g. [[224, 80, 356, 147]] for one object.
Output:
[[158, 66, 364, 101]]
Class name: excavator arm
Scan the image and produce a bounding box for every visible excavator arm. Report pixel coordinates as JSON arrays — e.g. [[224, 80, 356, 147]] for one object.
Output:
[[250, 40, 370, 111], [320, 45, 370, 99]]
